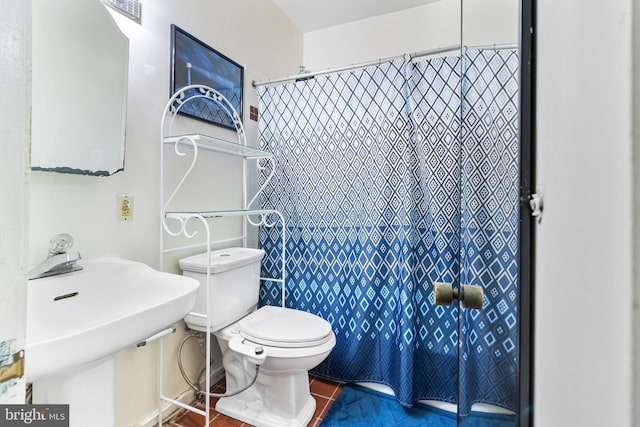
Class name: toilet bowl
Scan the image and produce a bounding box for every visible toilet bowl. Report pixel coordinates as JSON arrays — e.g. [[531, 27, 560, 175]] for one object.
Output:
[[179, 248, 336, 427]]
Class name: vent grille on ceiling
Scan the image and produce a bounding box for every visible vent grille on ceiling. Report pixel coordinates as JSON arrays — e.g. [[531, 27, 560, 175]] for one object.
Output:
[[102, 0, 141, 23]]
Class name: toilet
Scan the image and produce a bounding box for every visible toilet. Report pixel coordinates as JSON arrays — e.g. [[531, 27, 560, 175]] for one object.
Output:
[[179, 247, 336, 427]]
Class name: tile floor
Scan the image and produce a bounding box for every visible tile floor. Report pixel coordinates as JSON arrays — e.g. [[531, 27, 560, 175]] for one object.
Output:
[[163, 374, 344, 427]]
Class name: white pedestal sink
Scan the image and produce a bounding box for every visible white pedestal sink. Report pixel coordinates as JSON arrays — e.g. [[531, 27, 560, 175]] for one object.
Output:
[[26, 256, 200, 427], [33, 357, 116, 427]]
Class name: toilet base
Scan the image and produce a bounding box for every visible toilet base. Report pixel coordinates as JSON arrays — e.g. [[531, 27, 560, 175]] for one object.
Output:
[[212, 309, 335, 427], [216, 390, 315, 427]]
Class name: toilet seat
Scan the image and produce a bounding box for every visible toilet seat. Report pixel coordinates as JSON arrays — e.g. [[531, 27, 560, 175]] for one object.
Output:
[[238, 305, 333, 348]]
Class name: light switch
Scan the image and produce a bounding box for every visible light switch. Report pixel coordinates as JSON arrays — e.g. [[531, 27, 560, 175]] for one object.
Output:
[[117, 194, 134, 221]]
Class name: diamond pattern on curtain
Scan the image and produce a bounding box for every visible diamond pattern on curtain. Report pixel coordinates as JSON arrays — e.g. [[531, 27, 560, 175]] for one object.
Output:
[[458, 48, 520, 413], [257, 49, 519, 416]]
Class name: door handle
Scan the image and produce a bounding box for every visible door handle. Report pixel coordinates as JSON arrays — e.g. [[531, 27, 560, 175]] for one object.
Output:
[[434, 282, 484, 309]]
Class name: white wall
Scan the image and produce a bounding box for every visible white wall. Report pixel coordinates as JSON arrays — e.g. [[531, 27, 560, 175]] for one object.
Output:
[[28, 1, 302, 425], [462, 0, 519, 46], [303, 0, 461, 71], [303, 0, 518, 72], [535, 0, 633, 426], [0, 0, 30, 405]]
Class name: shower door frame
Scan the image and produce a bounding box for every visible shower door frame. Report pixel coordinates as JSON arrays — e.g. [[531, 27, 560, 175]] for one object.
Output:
[[517, 0, 536, 425], [456, 0, 535, 424]]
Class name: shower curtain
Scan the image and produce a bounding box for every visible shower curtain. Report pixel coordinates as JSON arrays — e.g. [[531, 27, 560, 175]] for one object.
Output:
[[257, 48, 519, 416]]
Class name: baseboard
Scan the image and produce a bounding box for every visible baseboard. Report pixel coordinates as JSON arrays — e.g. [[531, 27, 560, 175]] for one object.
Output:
[[135, 388, 195, 427], [135, 366, 225, 427], [199, 365, 225, 391]]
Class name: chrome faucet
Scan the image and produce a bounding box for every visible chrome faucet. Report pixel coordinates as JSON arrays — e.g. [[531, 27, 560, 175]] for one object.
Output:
[[29, 233, 83, 280]]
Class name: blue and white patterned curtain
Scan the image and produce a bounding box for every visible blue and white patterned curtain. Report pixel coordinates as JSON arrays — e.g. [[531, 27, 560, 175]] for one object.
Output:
[[257, 49, 519, 416], [457, 48, 520, 413]]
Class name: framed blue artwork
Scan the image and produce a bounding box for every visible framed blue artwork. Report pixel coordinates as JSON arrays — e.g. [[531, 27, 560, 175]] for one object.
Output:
[[170, 24, 244, 129]]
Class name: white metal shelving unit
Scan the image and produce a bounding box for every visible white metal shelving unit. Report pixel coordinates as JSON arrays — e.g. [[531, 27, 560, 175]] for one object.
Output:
[[157, 85, 286, 426]]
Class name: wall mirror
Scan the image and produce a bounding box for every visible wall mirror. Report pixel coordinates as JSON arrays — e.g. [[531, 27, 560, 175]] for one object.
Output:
[[31, 0, 129, 176]]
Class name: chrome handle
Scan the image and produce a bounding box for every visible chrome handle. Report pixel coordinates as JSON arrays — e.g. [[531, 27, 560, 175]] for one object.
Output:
[[48, 233, 74, 257], [434, 282, 484, 309]]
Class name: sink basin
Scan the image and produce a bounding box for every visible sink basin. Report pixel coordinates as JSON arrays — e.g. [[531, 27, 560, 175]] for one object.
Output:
[[26, 256, 199, 382]]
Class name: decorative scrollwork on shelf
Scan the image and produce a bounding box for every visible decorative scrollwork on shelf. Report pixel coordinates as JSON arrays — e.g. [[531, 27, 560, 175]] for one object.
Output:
[[162, 214, 208, 240], [247, 157, 276, 210], [246, 210, 284, 229], [164, 85, 246, 145], [162, 135, 199, 215], [170, 134, 198, 157]]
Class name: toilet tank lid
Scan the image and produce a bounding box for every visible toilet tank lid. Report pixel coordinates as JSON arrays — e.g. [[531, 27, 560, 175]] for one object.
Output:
[[179, 247, 265, 274]]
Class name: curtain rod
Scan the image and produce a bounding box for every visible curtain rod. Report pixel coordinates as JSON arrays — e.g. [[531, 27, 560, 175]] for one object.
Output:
[[252, 43, 518, 88]]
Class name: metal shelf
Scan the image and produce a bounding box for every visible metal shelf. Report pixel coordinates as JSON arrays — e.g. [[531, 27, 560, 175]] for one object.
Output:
[[158, 85, 286, 427], [165, 208, 280, 220], [164, 133, 272, 159]]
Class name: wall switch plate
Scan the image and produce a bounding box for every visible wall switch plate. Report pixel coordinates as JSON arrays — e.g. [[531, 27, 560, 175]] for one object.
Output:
[[117, 194, 134, 221]]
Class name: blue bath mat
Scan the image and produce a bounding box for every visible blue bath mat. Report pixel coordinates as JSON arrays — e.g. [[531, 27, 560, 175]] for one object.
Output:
[[320, 384, 516, 427]]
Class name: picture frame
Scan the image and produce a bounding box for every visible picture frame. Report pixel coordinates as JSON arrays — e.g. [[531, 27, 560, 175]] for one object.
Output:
[[170, 24, 244, 129]]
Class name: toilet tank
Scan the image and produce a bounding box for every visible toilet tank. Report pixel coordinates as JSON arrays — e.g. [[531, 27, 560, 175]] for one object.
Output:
[[179, 247, 265, 332]]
